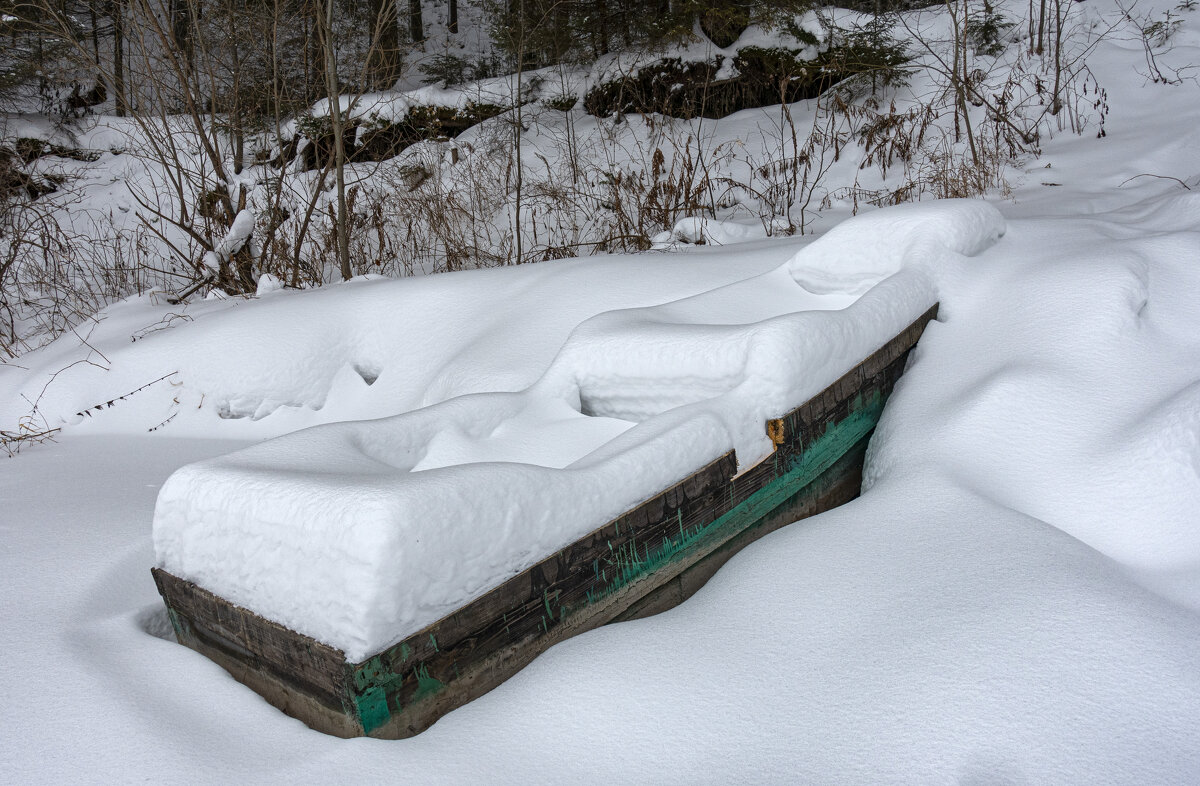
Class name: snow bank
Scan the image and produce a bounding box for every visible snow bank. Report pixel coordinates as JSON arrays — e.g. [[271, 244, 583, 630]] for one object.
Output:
[[584, 17, 825, 88], [305, 71, 541, 130], [0, 246, 792, 441], [866, 190, 1200, 609], [787, 199, 1005, 295], [298, 13, 829, 132], [153, 200, 999, 660]]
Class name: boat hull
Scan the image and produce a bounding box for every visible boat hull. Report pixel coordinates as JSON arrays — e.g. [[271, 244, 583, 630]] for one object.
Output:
[[153, 303, 939, 738]]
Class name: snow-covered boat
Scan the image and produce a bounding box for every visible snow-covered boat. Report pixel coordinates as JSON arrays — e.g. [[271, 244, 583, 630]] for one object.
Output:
[[152, 302, 938, 738]]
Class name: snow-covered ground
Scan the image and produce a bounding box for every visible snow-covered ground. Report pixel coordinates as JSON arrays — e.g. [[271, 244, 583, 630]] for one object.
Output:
[[4, 0, 1200, 781]]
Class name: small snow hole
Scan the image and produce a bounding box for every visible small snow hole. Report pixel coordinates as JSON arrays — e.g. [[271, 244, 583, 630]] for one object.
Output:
[[355, 365, 380, 386], [136, 605, 176, 641]]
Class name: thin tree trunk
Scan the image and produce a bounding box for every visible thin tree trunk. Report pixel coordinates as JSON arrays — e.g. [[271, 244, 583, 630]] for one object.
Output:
[[113, 0, 126, 116], [448, 0, 457, 34], [960, 0, 978, 164], [512, 0, 523, 264], [948, 0, 960, 141], [305, 0, 322, 105], [1050, 0, 1064, 114], [170, 0, 193, 69], [232, 101, 245, 173], [368, 0, 400, 89], [320, 0, 353, 280], [408, 0, 422, 42], [89, 0, 100, 65], [1037, 0, 1047, 55], [225, 0, 245, 173], [1027, 0, 1035, 55]]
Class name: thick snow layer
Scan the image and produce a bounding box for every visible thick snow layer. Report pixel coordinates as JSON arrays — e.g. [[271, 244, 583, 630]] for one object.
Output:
[[152, 201, 996, 660], [0, 244, 795, 440], [5, 181, 1200, 779], [866, 189, 1200, 608], [305, 70, 543, 129], [5, 0, 1200, 778]]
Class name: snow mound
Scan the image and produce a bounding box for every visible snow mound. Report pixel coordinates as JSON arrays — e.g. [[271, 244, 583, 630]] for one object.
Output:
[[153, 202, 1004, 661], [864, 189, 1200, 608], [787, 199, 1006, 295], [652, 216, 771, 247], [0, 249, 790, 441]]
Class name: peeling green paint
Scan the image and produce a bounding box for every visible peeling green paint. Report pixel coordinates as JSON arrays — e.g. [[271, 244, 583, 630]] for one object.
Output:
[[356, 685, 390, 733], [352, 653, 407, 733], [579, 390, 886, 608], [412, 663, 445, 701], [165, 607, 184, 640], [353, 655, 445, 732], [542, 588, 562, 621], [352, 655, 389, 691], [347, 389, 886, 737]]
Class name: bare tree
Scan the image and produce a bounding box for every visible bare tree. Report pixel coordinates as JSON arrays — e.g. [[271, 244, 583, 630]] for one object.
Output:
[[315, 0, 353, 280]]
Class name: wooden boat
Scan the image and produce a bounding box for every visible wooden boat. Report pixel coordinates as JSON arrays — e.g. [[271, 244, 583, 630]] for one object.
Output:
[[153, 303, 938, 738]]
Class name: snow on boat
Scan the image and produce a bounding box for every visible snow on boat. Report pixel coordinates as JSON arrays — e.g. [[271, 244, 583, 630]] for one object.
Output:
[[151, 201, 1003, 738]]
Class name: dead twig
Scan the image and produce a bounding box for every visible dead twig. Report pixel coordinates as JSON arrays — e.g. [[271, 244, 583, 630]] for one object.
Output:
[[1118, 173, 1192, 190]]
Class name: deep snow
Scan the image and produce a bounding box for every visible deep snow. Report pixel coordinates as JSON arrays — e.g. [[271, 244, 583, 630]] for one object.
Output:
[[152, 201, 998, 661], [5, 185, 1200, 782], [3, 0, 1200, 781]]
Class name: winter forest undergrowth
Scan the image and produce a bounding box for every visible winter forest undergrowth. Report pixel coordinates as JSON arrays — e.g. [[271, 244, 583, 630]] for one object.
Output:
[[0, 0, 1158, 362]]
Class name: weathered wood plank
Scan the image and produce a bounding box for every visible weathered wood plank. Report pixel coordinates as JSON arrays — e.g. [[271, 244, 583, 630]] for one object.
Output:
[[152, 568, 361, 735]]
